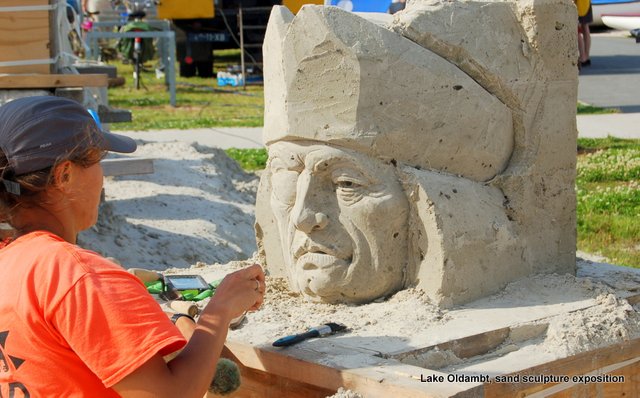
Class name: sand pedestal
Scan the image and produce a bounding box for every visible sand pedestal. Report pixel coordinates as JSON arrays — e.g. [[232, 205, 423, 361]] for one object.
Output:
[[187, 260, 640, 397]]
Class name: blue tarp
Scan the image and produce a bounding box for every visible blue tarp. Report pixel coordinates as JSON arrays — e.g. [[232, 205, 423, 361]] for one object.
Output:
[[592, 0, 640, 5], [328, 0, 391, 13]]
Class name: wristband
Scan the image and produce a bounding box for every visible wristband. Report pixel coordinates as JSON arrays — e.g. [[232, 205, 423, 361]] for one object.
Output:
[[170, 313, 195, 324]]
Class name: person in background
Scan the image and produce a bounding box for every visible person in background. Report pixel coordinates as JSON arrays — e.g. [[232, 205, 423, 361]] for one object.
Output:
[[388, 0, 406, 14], [577, 0, 593, 67], [82, 0, 113, 21], [0, 96, 265, 397]]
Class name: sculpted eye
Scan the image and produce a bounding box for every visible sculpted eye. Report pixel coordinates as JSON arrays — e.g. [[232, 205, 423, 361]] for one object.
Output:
[[336, 179, 360, 189]]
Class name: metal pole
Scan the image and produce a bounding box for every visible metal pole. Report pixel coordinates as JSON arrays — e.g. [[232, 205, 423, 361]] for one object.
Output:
[[167, 30, 177, 107], [238, 6, 246, 90]]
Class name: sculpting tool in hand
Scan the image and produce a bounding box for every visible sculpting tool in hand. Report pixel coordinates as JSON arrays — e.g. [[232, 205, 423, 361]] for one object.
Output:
[[272, 322, 347, 347]]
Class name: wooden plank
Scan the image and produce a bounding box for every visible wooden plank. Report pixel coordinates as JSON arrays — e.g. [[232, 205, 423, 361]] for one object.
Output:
[[226, 336, 639, 398], [227, 364, 335, 398], [545, 358, 640, 398], [224, 340, 481, 398], [391, 327, 512, 366], [98, 105, 132, 124], [0, 74, 109, 88], [0, 0, 51, 75], [483, 337, 640, 397], [101, 158, 154, 177]]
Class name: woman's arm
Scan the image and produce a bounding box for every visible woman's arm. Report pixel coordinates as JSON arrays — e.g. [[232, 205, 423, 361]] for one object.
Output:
[[112, 264, 265, 398]]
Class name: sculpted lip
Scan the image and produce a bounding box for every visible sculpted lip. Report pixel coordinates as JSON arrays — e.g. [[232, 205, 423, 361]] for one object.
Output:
[[293, 241, 351, 270], [297, 252, 349, 270]]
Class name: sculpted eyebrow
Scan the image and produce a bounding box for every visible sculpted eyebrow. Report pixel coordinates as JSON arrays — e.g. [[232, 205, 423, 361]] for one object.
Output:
[[270, 153, 303, 170], [309, 154, 355, 173]]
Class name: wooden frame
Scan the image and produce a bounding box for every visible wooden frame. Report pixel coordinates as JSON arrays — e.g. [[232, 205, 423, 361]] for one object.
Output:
[[224, 337, 640, 397], [0, 0, 54, 75], [223, 291, 640, 397], [0, 74, 108, 89]]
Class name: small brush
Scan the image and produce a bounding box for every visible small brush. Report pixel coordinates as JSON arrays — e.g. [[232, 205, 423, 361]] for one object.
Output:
[[273, 322, 347, 347]]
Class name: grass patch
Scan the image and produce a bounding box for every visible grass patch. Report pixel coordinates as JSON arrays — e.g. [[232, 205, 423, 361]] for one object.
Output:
[[576, 138, 640, 267], [225, 148, 268, 171], [577, 101, 619, 115], [578, 136, 639, 152], [577, 148, 640, 182], [107, 56, 264, 131]]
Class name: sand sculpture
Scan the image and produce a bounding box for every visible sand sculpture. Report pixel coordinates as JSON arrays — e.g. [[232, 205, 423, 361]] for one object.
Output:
[[255, 0, 579, 306]]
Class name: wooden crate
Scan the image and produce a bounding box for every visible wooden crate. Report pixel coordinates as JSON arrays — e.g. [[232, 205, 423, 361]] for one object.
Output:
[[0, 0, 53, 75]]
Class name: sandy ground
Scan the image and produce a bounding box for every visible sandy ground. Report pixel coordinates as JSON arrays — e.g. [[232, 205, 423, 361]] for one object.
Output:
[[79, 140, 260, 269], [79, 140, 639, 393]]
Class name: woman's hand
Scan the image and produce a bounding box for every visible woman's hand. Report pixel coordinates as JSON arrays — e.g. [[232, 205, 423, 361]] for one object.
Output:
[[206, 264, 265, 320]]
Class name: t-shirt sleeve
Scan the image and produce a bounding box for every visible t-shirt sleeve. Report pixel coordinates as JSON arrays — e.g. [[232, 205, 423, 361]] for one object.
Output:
[[52, 265, 187, 387]]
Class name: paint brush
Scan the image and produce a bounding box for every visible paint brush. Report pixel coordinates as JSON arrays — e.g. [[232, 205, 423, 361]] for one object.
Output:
[[272, 322, 347, 347]]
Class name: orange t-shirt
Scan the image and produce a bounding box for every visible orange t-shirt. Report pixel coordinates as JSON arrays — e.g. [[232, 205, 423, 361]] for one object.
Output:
[[0, 231, 187, 397]]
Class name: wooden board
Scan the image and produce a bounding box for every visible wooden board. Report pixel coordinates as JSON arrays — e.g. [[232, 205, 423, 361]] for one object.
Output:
[[224, 336, 640, 398], [101, 158, 154, 177], [0, 0, 52, 74], [0, 74, 109, 88], [483, 337, 640, 397], [546, 359, 640, 398]]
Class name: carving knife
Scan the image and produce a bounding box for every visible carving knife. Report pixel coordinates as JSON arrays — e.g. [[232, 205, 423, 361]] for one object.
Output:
[[272, 322, 347, 347]]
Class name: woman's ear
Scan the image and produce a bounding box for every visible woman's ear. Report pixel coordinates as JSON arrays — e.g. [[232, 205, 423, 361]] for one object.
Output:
[[52, 161, 73, 188]]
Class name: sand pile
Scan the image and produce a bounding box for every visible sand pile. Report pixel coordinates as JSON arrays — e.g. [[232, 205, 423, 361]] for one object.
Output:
[[78, 141, 259, 269]]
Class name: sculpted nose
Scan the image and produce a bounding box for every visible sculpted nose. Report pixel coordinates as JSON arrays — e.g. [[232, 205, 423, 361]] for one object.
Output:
[[293, 209, 329, 233], [291, 173, 329, 233]]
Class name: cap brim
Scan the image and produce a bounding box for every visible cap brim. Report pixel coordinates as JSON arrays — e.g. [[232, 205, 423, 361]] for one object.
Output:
[[101, 131, 137, 153]]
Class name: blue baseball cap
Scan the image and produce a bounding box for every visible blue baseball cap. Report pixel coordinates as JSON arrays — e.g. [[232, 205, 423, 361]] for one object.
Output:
[[0, 96, 137, 176]]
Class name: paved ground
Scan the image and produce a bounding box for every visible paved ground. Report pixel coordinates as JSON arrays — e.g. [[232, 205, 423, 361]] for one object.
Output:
[[578, 30, 640, 113], [116, 127, 264, 149], [577, 113, 640, 139], [576, 30, 640, 139]]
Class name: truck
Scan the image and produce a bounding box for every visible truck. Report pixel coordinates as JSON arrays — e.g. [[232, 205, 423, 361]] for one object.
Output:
[[157, 0, 323, 78]]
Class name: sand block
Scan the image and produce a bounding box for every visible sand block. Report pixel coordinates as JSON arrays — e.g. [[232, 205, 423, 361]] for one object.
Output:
[[256, 0, 579, 306]]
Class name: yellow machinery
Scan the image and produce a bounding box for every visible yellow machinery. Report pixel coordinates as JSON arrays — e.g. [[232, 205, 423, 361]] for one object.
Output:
[[282, 0, 324, 14], [157, 0, 323, 19], [157, 0, 214, 19]]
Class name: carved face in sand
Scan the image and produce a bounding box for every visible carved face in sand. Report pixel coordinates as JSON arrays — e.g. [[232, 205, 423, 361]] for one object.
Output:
[[257, 3, 578, 306], [268, 141, 409, 303]]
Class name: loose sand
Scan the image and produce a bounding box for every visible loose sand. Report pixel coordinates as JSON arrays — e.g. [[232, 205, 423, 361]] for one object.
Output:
[[79, 140, 640, 388], [79, 141, 259, 269]]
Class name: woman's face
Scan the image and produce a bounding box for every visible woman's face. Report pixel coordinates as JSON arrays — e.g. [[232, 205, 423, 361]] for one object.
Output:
[[268, 141, 410, 303], [68, 161, 104, 231]]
